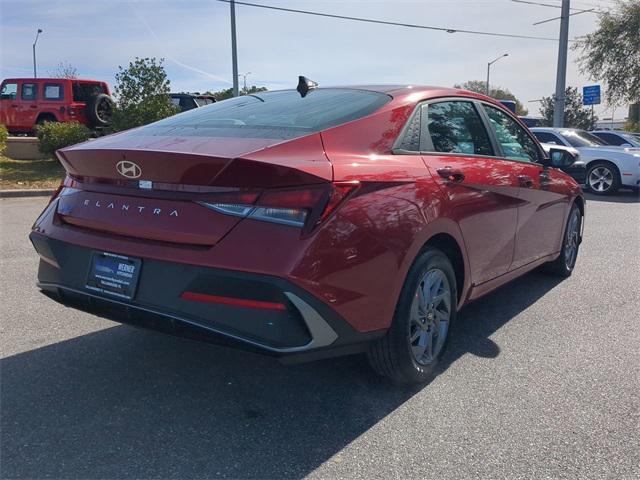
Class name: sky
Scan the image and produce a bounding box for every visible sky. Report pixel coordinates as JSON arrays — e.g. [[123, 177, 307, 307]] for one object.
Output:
[[0, 0, 625, 119]]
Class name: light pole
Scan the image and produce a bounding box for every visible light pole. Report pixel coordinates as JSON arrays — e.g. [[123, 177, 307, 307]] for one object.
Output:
[[32, 28, 43, 78], [238, 72, 251, 92], [552, 0, 570, 127], [486, 53, 508, 96], [229, 0, 239, 97]]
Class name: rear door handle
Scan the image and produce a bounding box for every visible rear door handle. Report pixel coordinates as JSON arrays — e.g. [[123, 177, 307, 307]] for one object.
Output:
[[437, 167, 465, 184], [518, 175, 534, 188]]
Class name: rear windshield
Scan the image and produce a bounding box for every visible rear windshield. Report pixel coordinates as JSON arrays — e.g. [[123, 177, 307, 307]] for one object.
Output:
[[72, 83, 105, 102], [560, 130, 607, 148], [143, 89, 391, 139]]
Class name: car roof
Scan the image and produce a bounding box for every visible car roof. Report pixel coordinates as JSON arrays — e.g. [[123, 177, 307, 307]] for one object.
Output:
[[259, 85, 506, 110], [2, 77, 106, 83]]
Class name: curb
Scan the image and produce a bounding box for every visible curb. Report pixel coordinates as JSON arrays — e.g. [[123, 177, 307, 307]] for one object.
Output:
[[0, 189, 54, 198]]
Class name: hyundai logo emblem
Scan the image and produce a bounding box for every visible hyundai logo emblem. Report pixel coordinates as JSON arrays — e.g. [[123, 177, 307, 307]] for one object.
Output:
[[116, 160, 142, 179]]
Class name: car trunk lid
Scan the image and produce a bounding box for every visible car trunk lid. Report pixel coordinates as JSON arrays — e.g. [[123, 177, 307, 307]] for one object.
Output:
[[54, 132, 333, 245]]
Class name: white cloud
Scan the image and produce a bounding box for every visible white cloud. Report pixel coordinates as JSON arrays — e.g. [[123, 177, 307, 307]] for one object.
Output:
[[0, 0, 619, 117]]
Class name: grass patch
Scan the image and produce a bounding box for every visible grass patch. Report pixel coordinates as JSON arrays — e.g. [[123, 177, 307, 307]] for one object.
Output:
[[0, 155, 65, 190]]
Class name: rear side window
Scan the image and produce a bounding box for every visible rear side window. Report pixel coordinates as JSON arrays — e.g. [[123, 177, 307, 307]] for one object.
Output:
[[44, 84, 64, 100], [483, 105, 539, 162], [145, 89, 391, 140], [593, 132, 624, 146], [72, 83, 105, 102], [424, 101, 493, 156], [1, 82, 18, 100], [21, 83, 38, 100]]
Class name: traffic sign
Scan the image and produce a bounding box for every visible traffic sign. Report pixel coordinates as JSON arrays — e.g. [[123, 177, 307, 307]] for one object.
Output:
[[583, 85, 601, 106]]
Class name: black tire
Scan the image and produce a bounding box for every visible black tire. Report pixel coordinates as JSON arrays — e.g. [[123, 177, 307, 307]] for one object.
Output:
[[543, 203, 582, 277], [586, 161, 621, 195], [86, 93, 114, 127], [367, 247, 458, 384], [36, 114, 57, 126]]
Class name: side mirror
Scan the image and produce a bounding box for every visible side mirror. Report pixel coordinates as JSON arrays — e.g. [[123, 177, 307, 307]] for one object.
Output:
[[548, 148, 578, 168], [621, 143, 632, 147]]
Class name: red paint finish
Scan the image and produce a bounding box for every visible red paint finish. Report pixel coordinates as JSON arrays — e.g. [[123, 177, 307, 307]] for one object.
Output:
[[0, 78, 110, 133], [31, 85, 584, 339]]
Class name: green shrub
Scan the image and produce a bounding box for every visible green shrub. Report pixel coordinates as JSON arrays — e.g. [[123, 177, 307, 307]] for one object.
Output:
[[0, 124, 8, 155], [36, 121, 92, 156]]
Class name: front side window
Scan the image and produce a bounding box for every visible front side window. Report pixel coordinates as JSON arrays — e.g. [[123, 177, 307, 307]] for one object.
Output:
[[484, 105, 539, 162], [1, 82, 18, 100], [424, 101, 493, 156], [44, 84, 64, 100], [21, 83, 38, 100]]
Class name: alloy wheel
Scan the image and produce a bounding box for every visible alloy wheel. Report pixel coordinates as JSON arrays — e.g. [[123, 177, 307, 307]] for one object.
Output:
[[409, 268, 451, 365], [564, 209, 580, 269], [588, 166, 613, 193]]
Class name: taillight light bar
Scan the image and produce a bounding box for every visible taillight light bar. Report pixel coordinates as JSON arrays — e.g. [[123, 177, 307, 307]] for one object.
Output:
[[198, 181, 359, 231]]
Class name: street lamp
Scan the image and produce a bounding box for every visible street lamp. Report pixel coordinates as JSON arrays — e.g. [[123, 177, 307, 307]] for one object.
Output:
[[238, 72, 252, 92], [32, 28, 43, 78], [486, 53, 508, 96]]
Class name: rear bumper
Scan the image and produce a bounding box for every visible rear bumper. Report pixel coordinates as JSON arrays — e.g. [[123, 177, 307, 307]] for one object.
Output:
[[31, 233, 383, 362]]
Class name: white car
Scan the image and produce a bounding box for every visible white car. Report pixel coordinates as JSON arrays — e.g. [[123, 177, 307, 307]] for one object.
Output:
[[590, 130, 640, 148], [531, 128, 640, 195]]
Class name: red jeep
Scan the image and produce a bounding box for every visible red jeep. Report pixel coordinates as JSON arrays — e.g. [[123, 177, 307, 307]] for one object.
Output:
[[0, 78, 113, 134]]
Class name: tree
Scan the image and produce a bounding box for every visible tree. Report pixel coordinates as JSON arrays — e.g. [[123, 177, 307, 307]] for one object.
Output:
[[111, 57, 179, 132], [454, 80, 529, 115], [210, 85, 268, 102], [50, 62, 78, 79], [538, 87, 598, 130], [573, 0, 640, 105]]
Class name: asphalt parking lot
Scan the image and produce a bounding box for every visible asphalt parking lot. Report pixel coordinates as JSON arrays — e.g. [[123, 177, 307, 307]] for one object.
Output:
[[1, 192, 639, 479]]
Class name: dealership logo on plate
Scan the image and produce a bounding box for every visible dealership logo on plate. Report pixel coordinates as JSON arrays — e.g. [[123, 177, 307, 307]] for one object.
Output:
[[116, 160, 142, 179]]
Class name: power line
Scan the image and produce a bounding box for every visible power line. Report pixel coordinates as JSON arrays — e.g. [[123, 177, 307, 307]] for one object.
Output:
[[533, 7, 596, 25], [216, 0, 560, 42], [511, 0, 594, 13]]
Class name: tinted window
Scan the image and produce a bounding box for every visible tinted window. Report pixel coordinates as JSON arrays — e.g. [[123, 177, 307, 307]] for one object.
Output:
[[559, 130, 606, 147], [145, 89, 391, 140], [21, 83, 38, 100], [594, 132, 626, 147], [484, 105, 539, 162], [72, 83, 105, 102], [1, 82, 18, 100], [424, 101, 493, 156], [533, 131, 563, 145], [44, 84, 64, 100], [179, 97, 197, 111]]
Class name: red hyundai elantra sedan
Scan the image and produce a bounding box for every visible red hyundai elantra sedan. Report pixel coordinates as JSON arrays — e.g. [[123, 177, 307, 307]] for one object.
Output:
[[30, 83, 584, 383]]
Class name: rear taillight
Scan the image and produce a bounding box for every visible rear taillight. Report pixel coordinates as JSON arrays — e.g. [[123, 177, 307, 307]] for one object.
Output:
[[47, 175, 76, 204], [199, 182, 359, 230]]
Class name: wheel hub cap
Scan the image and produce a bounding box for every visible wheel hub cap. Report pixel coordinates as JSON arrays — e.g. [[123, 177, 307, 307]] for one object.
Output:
[[409, 268, 452, 365]]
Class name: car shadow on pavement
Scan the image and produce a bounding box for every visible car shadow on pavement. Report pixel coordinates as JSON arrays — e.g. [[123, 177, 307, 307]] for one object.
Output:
[[1, 271, 562, 479], [584, 190, 639, 203]]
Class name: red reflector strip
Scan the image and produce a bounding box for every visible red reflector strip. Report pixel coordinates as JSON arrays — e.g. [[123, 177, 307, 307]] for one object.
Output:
[[180, 291, 287, 311]]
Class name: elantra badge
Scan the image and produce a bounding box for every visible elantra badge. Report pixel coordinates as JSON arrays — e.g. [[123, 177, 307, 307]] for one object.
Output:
[[116, 160, 142, 179]]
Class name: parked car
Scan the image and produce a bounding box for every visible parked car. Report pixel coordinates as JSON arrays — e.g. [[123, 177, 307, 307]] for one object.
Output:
[[519, 116, 543, 128], [30, 84, 584, 384], [0, 78, 113, 133], [590, 130, 640, 148], [170, 93, 216, 112], [531, 127, 640, 194], [540, 143, 586, 185]]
